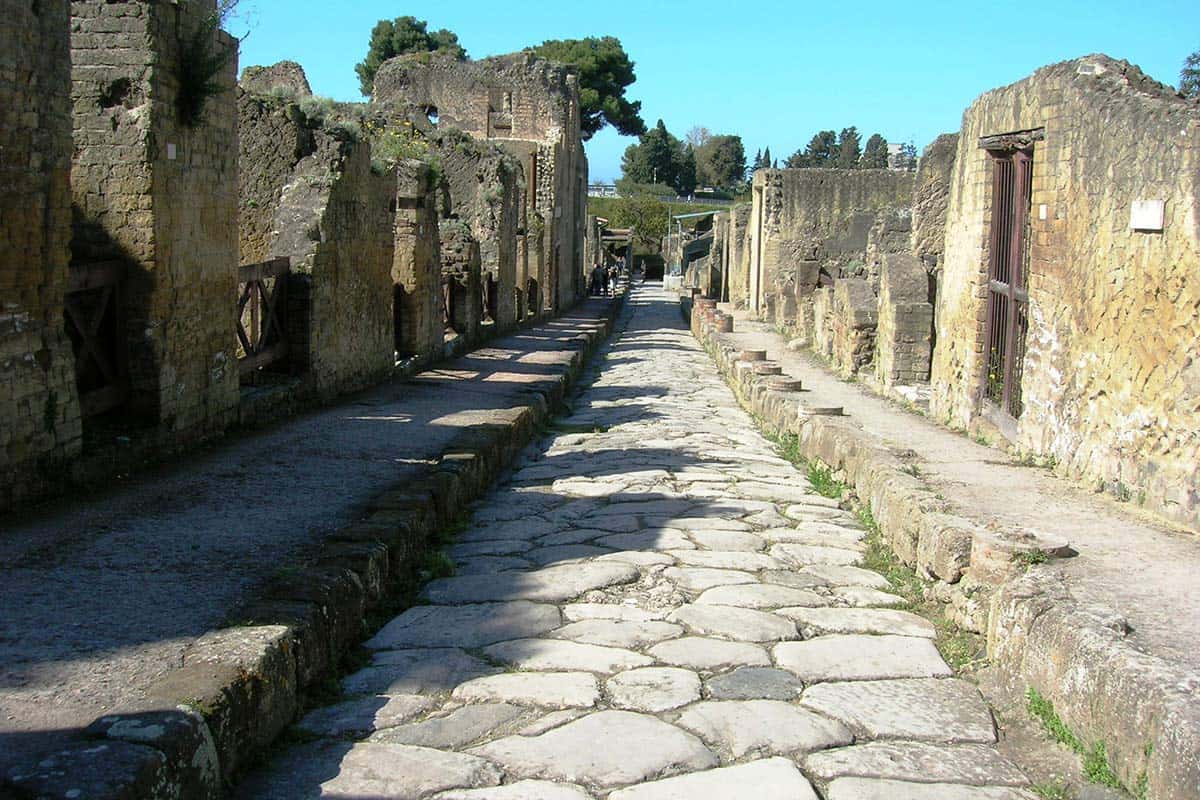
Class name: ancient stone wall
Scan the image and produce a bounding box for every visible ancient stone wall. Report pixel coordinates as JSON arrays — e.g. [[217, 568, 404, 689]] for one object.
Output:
[[728, 204, 752, 309], [373, 51, 587, 316], [876, 254, 934, 387], [0, 0, 83, 509], [931, 55, 1200, 528], [911, 133, 958, 272], [238, 79, 396, 396], [71, 0, 240, 436], [747, 168, 915, 327], [440, 222, 483, 344], [831, 278, 878, 378], [393, 160, 443, 362]]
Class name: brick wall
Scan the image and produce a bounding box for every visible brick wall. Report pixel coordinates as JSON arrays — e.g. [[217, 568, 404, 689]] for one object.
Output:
[[393, 160, 443, 362], [0, 0, 82, 508], [931, 54, 1200, 528], [876, 254, 934, 386]]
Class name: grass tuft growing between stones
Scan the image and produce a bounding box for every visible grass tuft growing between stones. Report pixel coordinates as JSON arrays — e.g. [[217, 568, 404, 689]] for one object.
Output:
[[1030, 781, 1070, 800], [1027, 688, 1124, 791], [758, 424, 986, 674]]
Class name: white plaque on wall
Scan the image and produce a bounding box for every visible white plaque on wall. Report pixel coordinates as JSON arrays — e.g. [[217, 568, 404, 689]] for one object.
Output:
[[1130, 199, 1164, 232]]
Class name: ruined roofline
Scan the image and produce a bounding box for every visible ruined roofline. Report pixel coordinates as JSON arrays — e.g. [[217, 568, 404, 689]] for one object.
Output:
[[966, 53, 1200, 114], [372, 50, 577, 98]]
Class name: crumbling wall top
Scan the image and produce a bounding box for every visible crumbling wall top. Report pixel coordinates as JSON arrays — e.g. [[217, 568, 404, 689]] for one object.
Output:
[[240, 61, 312, 96]]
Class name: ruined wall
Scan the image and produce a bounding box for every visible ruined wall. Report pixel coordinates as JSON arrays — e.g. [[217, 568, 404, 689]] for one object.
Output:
[[440, 222, 483, 344], [71, 0, 240, 436], [876, 254, 934, 387], [238, 81, 395, 396], [931, 55, 1200, 527], [911, 133, 959, 272], [728, 204, 752, 309], [0, 0, 83, 508], [279, 139, 395, 395], [747, 168, 915, 324], [373, 51, 587, 316], [393, 160, 443, 362], [432, 132, 521, 330], [831, 279, 878, 378]]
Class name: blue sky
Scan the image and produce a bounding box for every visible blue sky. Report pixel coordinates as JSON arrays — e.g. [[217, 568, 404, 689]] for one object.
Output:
[[231, 1, 1196, 182]]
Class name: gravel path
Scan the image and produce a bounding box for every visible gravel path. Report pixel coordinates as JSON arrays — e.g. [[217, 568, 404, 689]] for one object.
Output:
[[237, 287, 1036, 799]]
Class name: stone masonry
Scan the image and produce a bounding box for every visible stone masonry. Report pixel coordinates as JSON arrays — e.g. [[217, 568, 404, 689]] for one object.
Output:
[[931, 55, 1200, 528], [70, 0, 240, 434], [876, 253, 934, 387], [0, 0, 83, 509]]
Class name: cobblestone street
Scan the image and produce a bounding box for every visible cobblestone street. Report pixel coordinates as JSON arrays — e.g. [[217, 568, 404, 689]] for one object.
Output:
[[237, 287, 1036, 799]]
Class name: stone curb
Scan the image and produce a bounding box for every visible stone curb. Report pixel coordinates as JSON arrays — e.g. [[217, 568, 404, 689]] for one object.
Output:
[[686, 298, 1200, 800], [1, 292, 627, 800]]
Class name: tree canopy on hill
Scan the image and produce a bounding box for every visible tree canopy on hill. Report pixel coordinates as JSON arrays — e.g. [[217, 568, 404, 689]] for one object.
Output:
[[356, 16, 466, 97], [528, 37, 646, 140]]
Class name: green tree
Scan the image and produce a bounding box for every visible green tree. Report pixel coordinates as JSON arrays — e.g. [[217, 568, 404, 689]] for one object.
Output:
[[785, 131, 834, 168], [695, 134, 746, 189], [607, 194, 670, 251], [835, 127, 861, 169], [529, 37, 646, 140], [356, 16, 466, 97], [1181, 49, 1200, 97], [675, 144, 698, 195], [861, 133, 889, 168], [621, 119, 682, 188], [894, 141, 918, 171]]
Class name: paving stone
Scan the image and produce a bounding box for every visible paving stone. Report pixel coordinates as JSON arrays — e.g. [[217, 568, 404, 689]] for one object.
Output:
[[795, 564, 891, 589], [607, 667, 702, 712], [596, 529, 695, 551], [695, 583, 826, 609], [663, 567, 757, 591], [343, 648, 500, 695], [775, 635, 952, 682], [595, 499, 699, 517], [668, 550, 782, 571], [516, 709, 589, 736], [743, 509, 794, 528], [451, 672, 600, 708], [800, 678, 997, 743], [597, 551, 677, 567], [736, 482, 831, 504], [295, 694, 437, 738], [658, 516, 754, 532], [449, 539, 535, 558], [455, 556, 534, 575], [758, 527, 866, 550], [371, 703, 531, 749], [778, 607, 937, 639], [669, 604, 797, 642], [675, 699, 853, 759], [235, 741, 502, 799], [831, 586, 906, 607], [769, 543, 863, 567], [525, 545, 615, 565], [433, 780, 593, 799], [468, 710, 717, 788], [458, 519, 562, 542], [576, 515, 642, 532], [759, 569, 830, 590], [687, 530, 766, 551], [366, 602, 562, 649], [607, 756, 818, 799], [824, 778, 1037, 799], [536, 528, 611, 546], [705, 667, 805, 700], [421, 563, 638, 604], [483, 638, 654, 674], [551, 619, 683, 648], [648, 637, 772, 671], [803, 741, 1030, 786], [562, 603, 664, 622]]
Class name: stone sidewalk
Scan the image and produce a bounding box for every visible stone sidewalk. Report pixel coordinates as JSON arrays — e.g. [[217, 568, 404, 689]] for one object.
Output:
[[236, 287, 1036, 799], [0, 297, 620, 776], [717, 315, 1200, 674]]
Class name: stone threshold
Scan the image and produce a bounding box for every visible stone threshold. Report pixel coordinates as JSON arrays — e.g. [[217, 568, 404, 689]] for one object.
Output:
[[0, 291, 628, 800], [684, 296, 1199, 800]]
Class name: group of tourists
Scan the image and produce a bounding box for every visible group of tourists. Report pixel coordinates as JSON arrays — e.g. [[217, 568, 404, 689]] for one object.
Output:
[[589, 256, 625, 297]]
